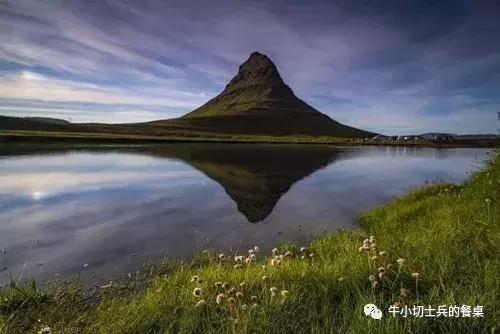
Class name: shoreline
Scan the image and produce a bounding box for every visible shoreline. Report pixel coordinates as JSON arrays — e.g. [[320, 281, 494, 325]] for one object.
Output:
[[1, 130, 499, 148]]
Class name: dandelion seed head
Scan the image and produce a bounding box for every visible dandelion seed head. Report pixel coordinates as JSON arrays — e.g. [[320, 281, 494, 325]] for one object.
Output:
[[216, 293, 225, 304], [38, 327, 52, 334], [192, 287, 202, 297]]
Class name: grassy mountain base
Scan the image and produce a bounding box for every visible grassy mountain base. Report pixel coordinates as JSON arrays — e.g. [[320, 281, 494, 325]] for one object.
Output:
[[1, 153, 499, 333]]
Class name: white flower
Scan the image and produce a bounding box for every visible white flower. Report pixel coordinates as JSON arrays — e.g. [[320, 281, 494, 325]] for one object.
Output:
[[216, 293, 225, 304], [271, 248, 278, 255], [262, 275, 268, 281], [38, 327, 52, 334], [270, 287, 278, 297], [236, 292, 244, 298], [284, 251, 293, 257], [254, 246, 260, 253], [250, 254, 256, 261], [300, 246, 307, 252], [248, 249, 255, 255], [215, 281, 223, 288], [195, 299, 206, 308], [218, 253, 226, 260], [193, 287, 202, 297], [397, 258, 406, 267], [281, 290, 289, 298], [190, 275, 199, 283]]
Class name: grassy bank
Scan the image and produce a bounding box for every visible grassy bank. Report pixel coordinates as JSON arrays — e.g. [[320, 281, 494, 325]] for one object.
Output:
[[1, 154, 498, 333], [1, 130, 499, 147]]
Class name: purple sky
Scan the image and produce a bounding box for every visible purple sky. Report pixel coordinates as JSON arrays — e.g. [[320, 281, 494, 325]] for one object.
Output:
[[1, 0, 499, 134]]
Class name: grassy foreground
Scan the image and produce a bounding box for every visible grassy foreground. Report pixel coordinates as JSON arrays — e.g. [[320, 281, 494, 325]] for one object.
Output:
[[1, 154, 499, 333]]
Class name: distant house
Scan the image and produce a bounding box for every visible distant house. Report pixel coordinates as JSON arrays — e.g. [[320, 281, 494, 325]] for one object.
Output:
[[371, 135, 391, 141]]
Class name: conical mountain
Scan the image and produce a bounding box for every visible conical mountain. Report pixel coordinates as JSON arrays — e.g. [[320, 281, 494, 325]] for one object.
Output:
[[178, 52, 373, 137]]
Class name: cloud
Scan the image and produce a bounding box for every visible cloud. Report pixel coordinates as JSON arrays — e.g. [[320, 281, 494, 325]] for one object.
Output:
[[0, 0, 499, 132]]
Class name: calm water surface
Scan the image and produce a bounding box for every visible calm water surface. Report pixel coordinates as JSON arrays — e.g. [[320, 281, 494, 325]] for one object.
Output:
[[0, 143, 488, 284]]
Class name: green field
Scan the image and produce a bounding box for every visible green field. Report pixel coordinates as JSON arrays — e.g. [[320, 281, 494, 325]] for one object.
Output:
[[0, 153, 499, 333], [1, 130, 499, 148]]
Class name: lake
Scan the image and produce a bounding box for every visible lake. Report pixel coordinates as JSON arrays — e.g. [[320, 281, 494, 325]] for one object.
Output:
[[0, 143, 489, 285]]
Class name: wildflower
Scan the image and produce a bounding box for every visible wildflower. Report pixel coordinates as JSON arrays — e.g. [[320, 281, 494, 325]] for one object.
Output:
[[215, 281, 223, 288], [245, 257, 251, 264], [411, 272, 420, 279], [400, 288, 410, 298], [368, 275, 376, 282], [234, 264, 244, 269], [309, 253, 314, 258], [281, 290, 289, 298], [254, 246, 260, 253], [262, 275, 268, 281], [284, 251, 293, 257], [397, 258, 406, 267], [272, 248, 279, 255], [338, 277, 345, 282], [195, 299, 206, 308], [251, 303, 258, 309], [234, 255, 244, 262], [378, 267, 385, 273], [250, 254, 256, 261], [228, 297, 236, 305], [216, 293, 225, 304], [222, 282, 230, 290], [370, 255, 378, 260], [218, 253, 226, 260], [241, 304, 248, 310], [239, 282, 246, 288], [378, 272, 384, 279], [369, 235, 376, 243], [38, 327, 52, 334], [300, 246, 307, 253], [358, 246, 365, 253], [193, 287, 202, 297], [248, 249, 255, 255], [228, 287, 236, 295], [485, 198, 491, 204], [251, 295, 258, 302], [379, 251, 386, 256], [236, 292, 244, 298], [270, 287, 278, 297], [372, 281, 379, 289], [190, 275, 199, 283]]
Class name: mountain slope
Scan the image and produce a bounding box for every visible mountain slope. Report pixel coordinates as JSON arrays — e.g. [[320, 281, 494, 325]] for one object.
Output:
[[151, 52, 374, 137]]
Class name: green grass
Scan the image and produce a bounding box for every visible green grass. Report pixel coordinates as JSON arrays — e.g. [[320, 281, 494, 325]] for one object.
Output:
[[1, 154, 499, 333], [2, 130, 499, 147]]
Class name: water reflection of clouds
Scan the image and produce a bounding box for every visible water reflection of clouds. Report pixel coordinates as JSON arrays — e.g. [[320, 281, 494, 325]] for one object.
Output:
[[0, 147, 489, 284]]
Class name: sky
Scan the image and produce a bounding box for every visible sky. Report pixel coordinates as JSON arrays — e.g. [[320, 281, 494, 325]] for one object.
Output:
[[0, 0, 499, 135]]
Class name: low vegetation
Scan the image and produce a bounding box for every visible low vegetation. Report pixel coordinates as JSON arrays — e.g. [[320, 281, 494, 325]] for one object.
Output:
[[1, 153, 498, 333]]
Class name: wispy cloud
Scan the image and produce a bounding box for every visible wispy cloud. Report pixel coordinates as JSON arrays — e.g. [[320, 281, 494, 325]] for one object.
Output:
[[0, 0, 499, 132]]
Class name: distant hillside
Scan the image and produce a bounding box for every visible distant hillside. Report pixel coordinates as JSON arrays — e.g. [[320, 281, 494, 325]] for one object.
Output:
[[150, 52, 374, 137], [1, 53, 374, 138]]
